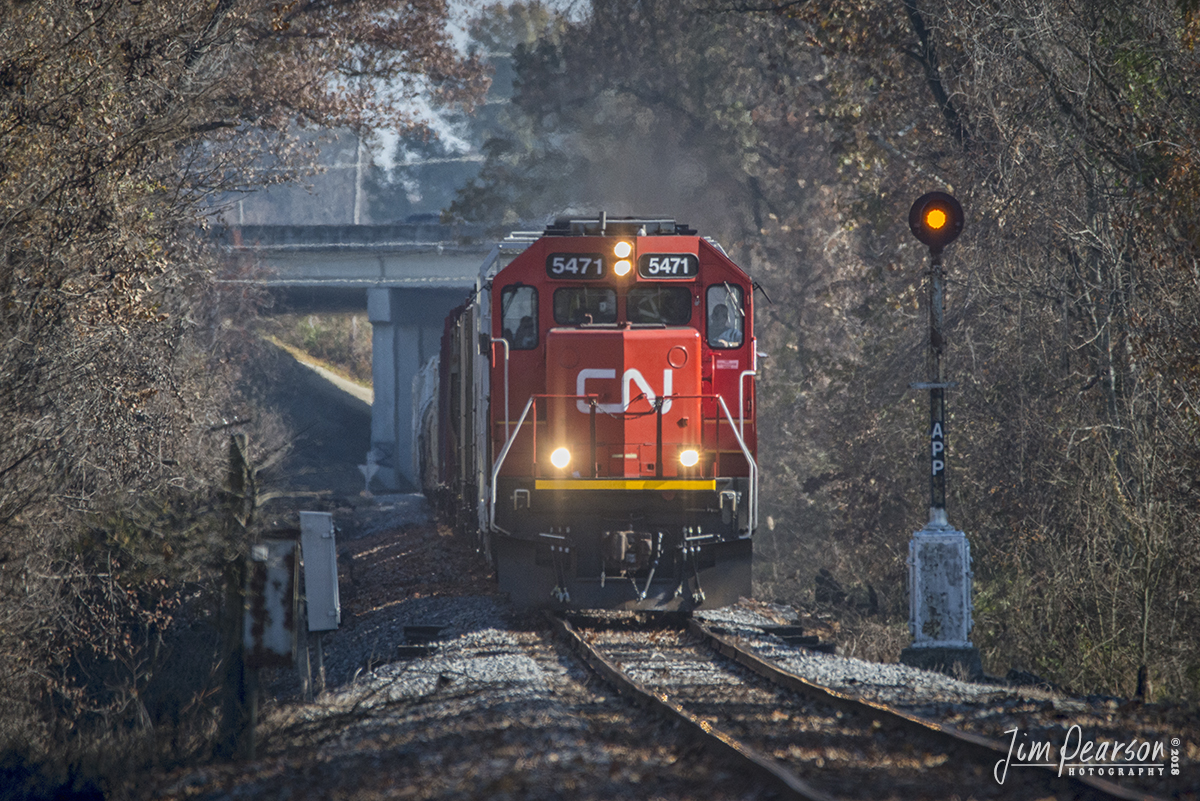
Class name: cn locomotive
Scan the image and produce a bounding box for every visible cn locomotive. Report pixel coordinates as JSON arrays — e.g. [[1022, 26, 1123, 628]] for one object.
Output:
[[415, 215, 758, 610]]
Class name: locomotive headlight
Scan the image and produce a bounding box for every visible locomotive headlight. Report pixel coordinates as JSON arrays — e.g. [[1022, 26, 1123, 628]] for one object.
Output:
[[550, 447, 571, 469], [613, 259, 632, 276], [679, 449, 700, 467], [613, 240, 633, 258]]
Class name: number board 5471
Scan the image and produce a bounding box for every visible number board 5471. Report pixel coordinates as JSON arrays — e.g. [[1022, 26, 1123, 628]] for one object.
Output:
[[638, 253, 699, 278], [546, 254, 606, 278]]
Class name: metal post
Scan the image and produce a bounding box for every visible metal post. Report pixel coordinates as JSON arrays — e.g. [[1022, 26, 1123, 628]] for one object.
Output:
[[353, 131, 364, 225], [300, 627, 312, 703], [930, 388, 946, 511], [900, 195, 981, 679], [928, 250, 948, 528], [217, 433, 254, 760], [590, 401, 597, 478], [655, 397, 664, 478], [315, 630, 326, 696], [246, 668, 259, 760]]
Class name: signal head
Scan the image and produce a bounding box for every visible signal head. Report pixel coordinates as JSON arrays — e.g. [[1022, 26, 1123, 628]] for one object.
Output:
[[909, 192, 963, 253]]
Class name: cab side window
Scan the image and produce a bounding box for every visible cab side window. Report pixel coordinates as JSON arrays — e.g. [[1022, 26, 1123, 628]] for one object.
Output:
[[706, 284, 744, 348], [501, 285, 538, 350]]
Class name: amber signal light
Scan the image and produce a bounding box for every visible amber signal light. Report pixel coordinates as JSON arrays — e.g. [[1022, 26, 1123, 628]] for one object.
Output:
[[909, 192, 963, 252]]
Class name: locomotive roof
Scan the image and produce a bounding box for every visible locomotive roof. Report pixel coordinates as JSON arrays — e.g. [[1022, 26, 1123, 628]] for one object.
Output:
[[487, 215, 726, 278], [542, 216, 698, 237]]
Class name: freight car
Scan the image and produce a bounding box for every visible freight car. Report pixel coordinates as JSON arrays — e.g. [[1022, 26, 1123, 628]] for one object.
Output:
[[415, 215, 759, 610]]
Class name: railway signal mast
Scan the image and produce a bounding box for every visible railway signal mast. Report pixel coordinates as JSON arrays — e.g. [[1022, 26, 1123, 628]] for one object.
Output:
[[899, 192, 982, 679]]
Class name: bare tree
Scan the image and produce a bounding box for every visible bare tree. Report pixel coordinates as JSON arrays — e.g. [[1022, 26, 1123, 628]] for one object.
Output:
[[453, 0, 1200, 696], [0, 0, 486, 785]]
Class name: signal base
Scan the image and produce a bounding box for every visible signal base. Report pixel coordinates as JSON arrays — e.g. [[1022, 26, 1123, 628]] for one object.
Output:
[[899, 644, 983, 681]]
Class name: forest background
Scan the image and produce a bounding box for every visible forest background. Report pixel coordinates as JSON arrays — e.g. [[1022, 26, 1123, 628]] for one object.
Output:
[[2, 0, 1199, 795]]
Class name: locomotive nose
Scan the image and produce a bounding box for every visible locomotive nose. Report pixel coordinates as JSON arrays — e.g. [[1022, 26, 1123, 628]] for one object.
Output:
[[546, 327, 701, 479]]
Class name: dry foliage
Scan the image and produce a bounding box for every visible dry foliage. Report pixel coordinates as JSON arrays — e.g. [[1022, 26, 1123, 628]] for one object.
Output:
[[454, 0, 1200, 699], [268, 312, 374, 385], [0, 0, 484, 792]]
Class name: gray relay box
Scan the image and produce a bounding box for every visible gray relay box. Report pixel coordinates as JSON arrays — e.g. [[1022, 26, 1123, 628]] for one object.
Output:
[[300, 511, 341, 632]]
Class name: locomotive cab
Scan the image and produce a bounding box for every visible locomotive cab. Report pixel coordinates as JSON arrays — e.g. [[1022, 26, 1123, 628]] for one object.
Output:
[[428, 216, 758, 610]]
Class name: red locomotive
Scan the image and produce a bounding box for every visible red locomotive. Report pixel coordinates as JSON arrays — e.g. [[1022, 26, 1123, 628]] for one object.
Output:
[[416, 216, 758, 609]]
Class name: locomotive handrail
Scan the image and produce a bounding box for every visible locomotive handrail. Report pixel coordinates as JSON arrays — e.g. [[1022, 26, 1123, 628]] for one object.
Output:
[[739, 369, 755, 437], [488, 392, 603, 528], [489, 391, 757, 536], [716, 394, 758, 535], [489, 395, 537, 531], [490, 337, 510, 438]]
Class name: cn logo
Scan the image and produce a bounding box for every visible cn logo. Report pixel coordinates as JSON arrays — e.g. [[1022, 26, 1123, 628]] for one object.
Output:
[[576, 368, 673, 414]]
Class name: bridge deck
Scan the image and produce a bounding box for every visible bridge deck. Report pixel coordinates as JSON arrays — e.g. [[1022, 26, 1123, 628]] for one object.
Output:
[[215, 223, 493, 289]]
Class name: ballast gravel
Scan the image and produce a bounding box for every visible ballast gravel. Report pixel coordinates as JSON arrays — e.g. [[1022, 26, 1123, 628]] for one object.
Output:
[[142, 494, 1197, 801], [351, 628, 551, 702], [697, 605, 1010, 707]]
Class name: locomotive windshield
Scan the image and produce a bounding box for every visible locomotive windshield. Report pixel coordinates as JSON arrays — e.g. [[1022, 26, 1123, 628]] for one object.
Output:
[[553, 286, 617, 324], [627, 285, 692, 325]]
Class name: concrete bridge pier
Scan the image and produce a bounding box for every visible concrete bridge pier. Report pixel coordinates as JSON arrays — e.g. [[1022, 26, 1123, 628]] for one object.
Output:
[[215, 223, 489, 494], [368, 286, 466, 492]]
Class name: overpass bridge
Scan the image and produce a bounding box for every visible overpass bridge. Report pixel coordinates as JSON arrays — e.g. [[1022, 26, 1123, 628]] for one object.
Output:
[[217, 223, 495, 492]]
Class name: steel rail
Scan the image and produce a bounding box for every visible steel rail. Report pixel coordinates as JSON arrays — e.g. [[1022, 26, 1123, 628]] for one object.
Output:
[[549, 613, 837, 801], [686, 618, 1168, 801]]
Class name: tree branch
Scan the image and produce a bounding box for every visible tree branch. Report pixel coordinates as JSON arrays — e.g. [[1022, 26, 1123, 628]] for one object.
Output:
[[902, 0, 971, 150]]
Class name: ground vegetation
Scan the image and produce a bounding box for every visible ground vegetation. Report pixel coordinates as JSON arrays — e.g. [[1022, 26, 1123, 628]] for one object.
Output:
[[268, 313, 374, 386]]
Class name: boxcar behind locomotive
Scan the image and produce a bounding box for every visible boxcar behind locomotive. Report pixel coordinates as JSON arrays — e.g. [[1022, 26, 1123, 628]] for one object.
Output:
[[417, 216, 758, 610]]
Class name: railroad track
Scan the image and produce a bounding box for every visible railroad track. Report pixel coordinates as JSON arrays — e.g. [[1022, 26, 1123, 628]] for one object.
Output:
[[244, 622, 789, 800], [552, 612, 1168, 801]]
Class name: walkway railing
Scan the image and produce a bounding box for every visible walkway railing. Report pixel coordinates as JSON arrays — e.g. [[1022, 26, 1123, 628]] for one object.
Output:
[[488, 393, 757, 537]]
